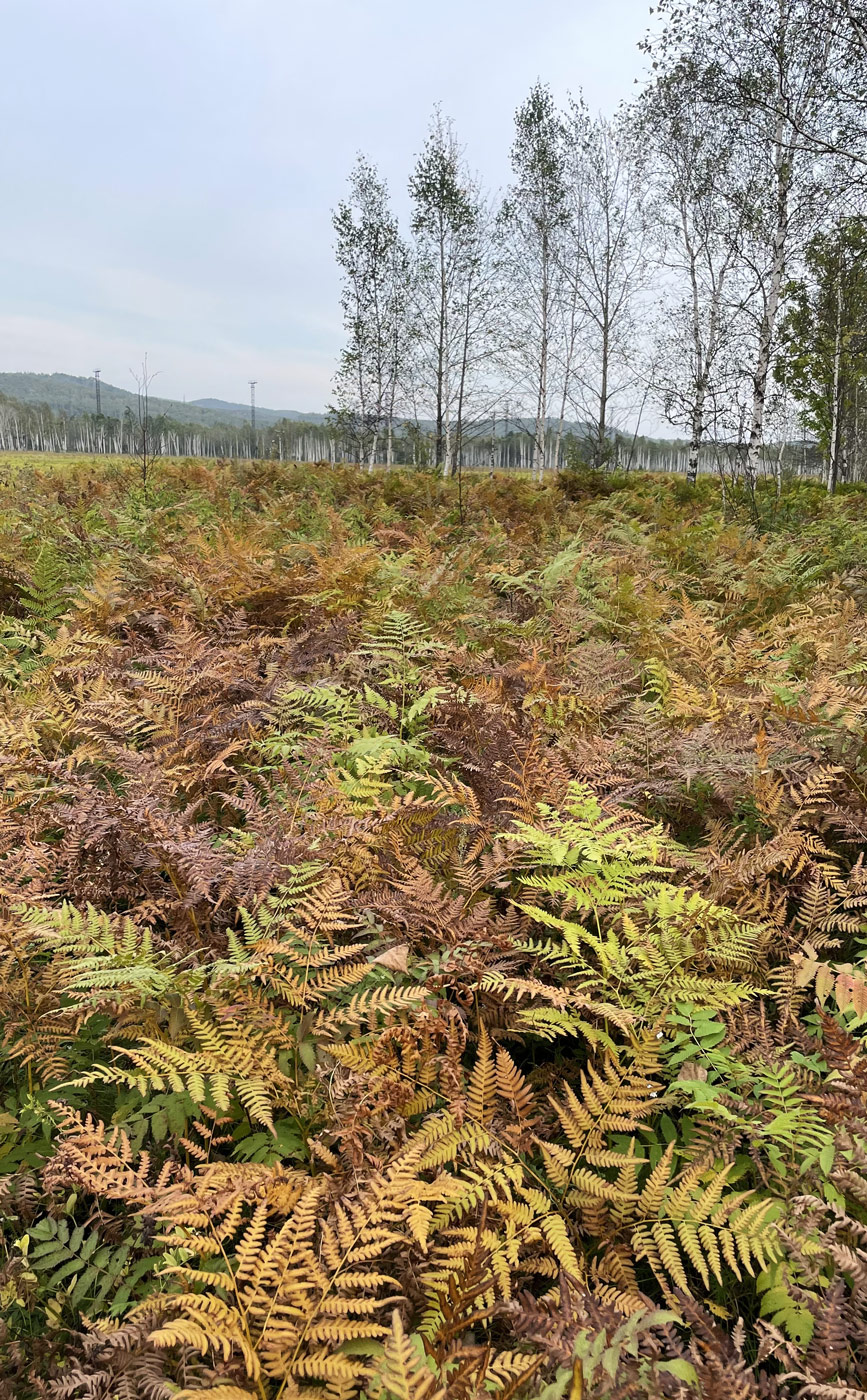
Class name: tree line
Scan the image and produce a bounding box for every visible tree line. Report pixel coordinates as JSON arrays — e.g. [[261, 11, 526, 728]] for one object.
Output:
[[0, 394, 334, 464], [2, 385, 809, 481], [331, 0, 867, 494]]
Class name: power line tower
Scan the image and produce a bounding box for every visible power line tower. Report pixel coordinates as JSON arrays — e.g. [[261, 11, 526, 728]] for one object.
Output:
[[94, 369, 102, 416], [249, 380, 257, 459]]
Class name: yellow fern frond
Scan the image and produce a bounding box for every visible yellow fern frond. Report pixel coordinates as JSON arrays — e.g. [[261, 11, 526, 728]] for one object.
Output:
[[369, 1311, 445, 1400]]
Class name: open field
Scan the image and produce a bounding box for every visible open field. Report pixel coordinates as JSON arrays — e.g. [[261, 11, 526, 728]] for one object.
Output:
[[2, 455, 867, 1396]]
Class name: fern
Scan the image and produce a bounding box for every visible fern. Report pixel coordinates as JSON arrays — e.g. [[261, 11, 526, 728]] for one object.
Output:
[[71, 1011, 295, 1132], [141, 1121, 452, 1391], [271, 681, 362, 745], [5, 458, 867, 1396], [369, 1311, 444, 1400], [508, 787, 764, 1016], [0, 618, 44, 686], [628, 1149, 780, 1298], [19, 544, 70, 629]]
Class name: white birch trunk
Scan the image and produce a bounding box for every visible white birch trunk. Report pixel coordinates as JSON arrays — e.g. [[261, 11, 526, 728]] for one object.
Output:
[[745, 111, 789, 490], [827, 268, 844, 495]]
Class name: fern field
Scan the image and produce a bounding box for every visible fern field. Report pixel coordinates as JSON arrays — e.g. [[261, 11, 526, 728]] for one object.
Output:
[[2, 455, 867, 1399]]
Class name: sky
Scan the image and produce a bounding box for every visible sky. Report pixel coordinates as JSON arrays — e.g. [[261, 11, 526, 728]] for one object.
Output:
[[1, 0, 656, 413]]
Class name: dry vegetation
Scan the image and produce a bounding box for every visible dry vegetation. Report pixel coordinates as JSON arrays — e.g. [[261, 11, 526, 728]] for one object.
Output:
[[1, 454, 867, 1398]]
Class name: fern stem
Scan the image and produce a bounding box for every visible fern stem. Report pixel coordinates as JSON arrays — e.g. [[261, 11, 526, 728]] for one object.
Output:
[[206, 1215, 269, 1400], [162, 862, 204, 946]]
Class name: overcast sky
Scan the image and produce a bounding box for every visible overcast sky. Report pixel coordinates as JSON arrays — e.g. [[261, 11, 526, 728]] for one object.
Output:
[[2, 0, 655, 412]]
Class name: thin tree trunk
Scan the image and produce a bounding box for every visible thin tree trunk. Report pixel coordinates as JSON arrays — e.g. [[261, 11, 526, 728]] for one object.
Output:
[[443, 413, 452, 478], [745, 110, 790, 491], [453, 268, 473, 476], [827, 262, 844, 495], [682, 199, 708, 487], [533, 232, 550, 481], [435, 222, 448, 471], [597, 310, 610, 469], [555, 279, 579, 472], [687, 380, 706, 487]]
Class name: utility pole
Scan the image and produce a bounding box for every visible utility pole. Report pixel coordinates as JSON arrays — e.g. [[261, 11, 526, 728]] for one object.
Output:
[[249, 380, 257, 459], [94, 369, 102, 416]]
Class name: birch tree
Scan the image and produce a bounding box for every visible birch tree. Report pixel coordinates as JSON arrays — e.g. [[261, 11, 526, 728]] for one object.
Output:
[[332, 156, 410, 470], [562, 109, 651, 470], [409, 111, 480, 477], [732, 0, 867, 173], [645, 0, 849, 492], [449, 192, 502, 476], [130, 355, 164, 491], [501, 83, 570, 479], [777, 216, 867, 491], [640, 66, 748, 483]]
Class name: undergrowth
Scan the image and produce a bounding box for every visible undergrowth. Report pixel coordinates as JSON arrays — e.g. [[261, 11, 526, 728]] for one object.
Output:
[[1, 455, 867, 1398]]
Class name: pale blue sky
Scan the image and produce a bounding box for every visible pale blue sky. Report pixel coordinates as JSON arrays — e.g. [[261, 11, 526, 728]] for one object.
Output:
[[2, 0, 655, 411]]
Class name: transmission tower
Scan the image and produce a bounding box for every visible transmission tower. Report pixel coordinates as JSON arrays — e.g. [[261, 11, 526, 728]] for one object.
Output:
[[94, 369, 102, 416], [249, 380, 257, 459]]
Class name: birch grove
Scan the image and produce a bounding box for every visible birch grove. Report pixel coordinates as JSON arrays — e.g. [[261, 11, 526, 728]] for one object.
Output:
[[645, 0, 859, 494], [325, 0, 867, 488]]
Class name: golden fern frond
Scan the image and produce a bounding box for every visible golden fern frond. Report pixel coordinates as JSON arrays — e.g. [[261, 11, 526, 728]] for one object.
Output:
[[630, 1154, 780, 1297], [146, 1296, 260, 1377], [311, 983, 427, 1033], [176, 1389, 258, 1399], [146, 1118, 463, 1390], [467, 1022, 497, 1128], [72, 1009, 296, 1130], [548, 1038, 662, 1154], [43, 1106, 171, 1204], [369, 1311, 445, 1400]]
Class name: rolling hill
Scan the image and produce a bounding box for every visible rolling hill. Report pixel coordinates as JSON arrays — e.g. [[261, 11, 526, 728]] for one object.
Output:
[[0, 373, 325, 427]]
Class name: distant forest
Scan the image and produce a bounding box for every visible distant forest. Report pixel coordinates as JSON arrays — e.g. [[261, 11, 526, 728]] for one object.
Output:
[[0, 382, 823, 481]]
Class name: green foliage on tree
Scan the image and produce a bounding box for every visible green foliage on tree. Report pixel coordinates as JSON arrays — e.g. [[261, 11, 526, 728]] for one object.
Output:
[[777, 216, 867, 492]]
